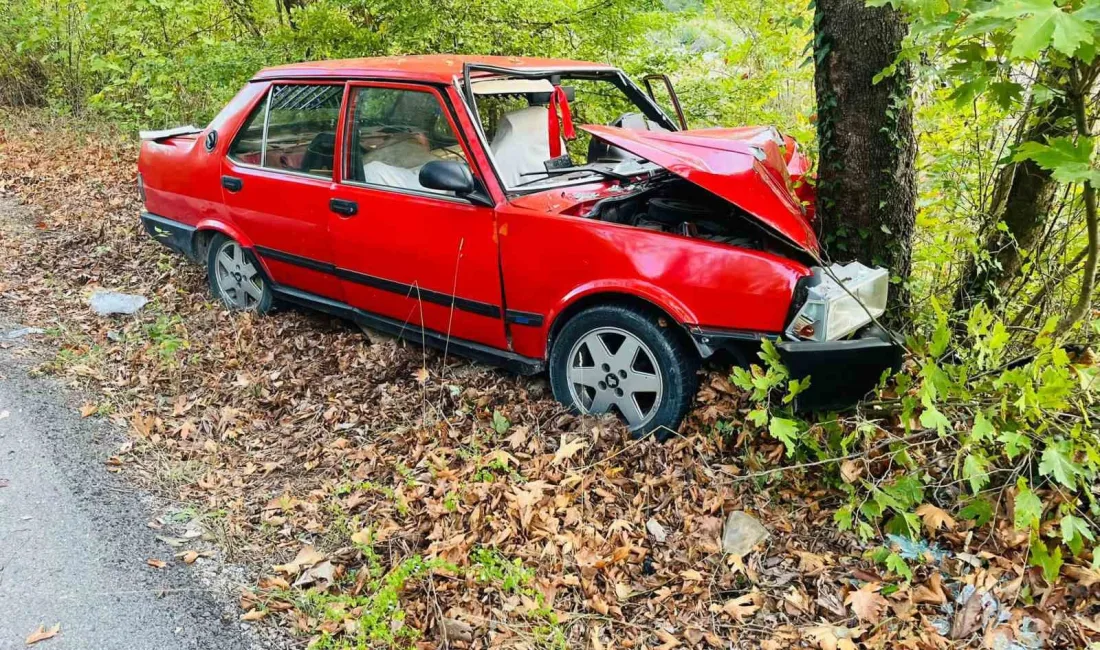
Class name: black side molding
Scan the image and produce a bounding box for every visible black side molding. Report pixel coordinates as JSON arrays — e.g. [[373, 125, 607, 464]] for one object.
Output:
[[253, 245, 503, 320], [272, 285, 544, 375]]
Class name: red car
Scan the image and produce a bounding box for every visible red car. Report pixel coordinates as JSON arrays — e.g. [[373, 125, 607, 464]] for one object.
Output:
[[138, 55, 899, 436]]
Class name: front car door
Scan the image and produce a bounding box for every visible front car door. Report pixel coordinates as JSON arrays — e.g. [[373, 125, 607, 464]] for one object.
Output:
[[221, 81, 345, 301], [328, 81, 507, 350]]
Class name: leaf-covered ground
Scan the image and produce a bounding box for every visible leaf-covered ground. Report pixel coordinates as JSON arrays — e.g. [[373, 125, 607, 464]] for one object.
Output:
[[0, 114, 1095, 649]]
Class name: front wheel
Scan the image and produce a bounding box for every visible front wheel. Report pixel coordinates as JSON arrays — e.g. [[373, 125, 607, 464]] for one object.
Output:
[[206, 234, 273, 313], [549, 305, 697, 439]]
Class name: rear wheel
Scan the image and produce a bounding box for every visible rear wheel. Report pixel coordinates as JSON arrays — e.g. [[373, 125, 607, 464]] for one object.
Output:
[[549, 305, 697, 439], [206, 234, 272, 313]]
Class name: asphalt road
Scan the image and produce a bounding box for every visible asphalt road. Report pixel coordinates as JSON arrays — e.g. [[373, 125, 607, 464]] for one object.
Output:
[[0, 331, 265, 650]]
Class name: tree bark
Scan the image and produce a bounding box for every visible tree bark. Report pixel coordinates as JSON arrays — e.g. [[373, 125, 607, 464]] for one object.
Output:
[[813, 0, 916, 319], [953, 95, 1071, 313]]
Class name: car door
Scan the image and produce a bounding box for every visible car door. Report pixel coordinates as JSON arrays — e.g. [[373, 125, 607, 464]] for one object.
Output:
[[328, 81, 507, 349], [221, 81, 345, 301]]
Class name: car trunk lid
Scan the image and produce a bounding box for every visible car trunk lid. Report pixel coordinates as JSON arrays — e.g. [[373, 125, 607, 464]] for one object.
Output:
[[582, 124, 820, 254]]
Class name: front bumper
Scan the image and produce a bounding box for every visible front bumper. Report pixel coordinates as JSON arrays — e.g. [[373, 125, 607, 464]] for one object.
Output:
[[776, 333, 903, 412], [690, 327, 903, 412]]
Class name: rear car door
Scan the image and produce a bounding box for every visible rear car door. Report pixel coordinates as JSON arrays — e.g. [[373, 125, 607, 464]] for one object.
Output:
[[221, 81, 345, 300], [328, 82, 507, 349]]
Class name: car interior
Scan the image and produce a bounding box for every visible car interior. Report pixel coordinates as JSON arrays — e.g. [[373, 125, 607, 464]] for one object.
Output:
[[469, 76, 670, 189], [226, 74, 674, 195], [345, 87, 467, 193]]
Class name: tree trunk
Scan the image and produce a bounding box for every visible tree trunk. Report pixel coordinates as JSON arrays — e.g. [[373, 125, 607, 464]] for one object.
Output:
[[813, 0, 916, 319], [953, 96, 1071, 313]]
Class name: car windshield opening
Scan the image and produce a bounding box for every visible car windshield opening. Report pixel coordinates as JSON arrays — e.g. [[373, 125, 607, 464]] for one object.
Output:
[[466, 73, 671, 191]]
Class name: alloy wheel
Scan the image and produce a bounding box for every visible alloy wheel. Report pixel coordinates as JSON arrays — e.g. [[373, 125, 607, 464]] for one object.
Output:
[[565, 326, 663, 429], [214, 240, 264, 310]]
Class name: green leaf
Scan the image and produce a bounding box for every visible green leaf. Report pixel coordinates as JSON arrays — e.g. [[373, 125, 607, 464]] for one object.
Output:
[[1012, 12, 1057, 58], [920, 401, 952, 435], [1051, 10, 1093, 55], [1060, 514, 1096, 556], [1014, 137, 1099, 186], [1014, 479, 1044, 531], [1038, 441, 1083, 489], [769, 417, 802, 456], [491, 410, 510, 435], [1029, 535, 1063, 582], [998, 429, 1032, 459], [990, 81, 1025, 109], [885, 552, 913, 581], [959, 498, 994, 527], [962, 452, 990, 494], [882, 476, 925, 511], [970, 412, 996, 443]]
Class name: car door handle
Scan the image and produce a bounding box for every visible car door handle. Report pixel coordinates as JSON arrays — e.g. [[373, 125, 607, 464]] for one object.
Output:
[[330, 198, 358, 217], [221, 175, 243, 192]]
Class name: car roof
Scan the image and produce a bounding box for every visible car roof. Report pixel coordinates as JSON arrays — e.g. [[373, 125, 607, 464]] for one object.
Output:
[[253, 54, 617, 84]]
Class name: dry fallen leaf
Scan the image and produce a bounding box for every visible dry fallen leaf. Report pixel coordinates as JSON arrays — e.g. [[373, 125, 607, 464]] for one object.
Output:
[[442, 618, 473, 643], [1065, 564, 1100, 587], [413, 367, 429, 384], [951, 587, 985, 639], [178, 550, 200, 564], [916, 503, 956, 535], [804, 623, 862, 650], [79, 403, 97, 417], [713, 592, 762, 621], [913, 572, 946, 604], [25, 623, 60, 645], [240, 609, 266, 621], [146, 558, 167, 569], [273, 545, 324, 575], [844, 582, 886, 623], [795, 550, 827, 575], [839, 459, 862, 483], [552, 435, 587, 465]]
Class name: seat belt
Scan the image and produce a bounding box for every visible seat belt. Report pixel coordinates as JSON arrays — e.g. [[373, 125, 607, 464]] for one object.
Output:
[[547, 86, 575, 158]]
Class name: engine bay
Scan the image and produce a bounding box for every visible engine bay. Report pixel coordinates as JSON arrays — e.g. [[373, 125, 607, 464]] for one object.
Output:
[[580, 179, 772, 250]]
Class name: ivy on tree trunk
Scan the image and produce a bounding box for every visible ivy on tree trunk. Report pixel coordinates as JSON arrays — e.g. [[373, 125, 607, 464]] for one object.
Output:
[[813, 0, 916, 319]]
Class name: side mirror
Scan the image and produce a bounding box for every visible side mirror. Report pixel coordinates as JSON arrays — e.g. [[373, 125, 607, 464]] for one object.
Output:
[[419, 160, 476, 195]]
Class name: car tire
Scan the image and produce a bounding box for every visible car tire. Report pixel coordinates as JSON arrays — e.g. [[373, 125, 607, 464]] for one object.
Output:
[[206, 233, 273, 314], [549, 304, 698, 440]]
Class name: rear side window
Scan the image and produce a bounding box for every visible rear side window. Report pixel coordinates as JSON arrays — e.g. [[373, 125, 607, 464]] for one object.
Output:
[[227, 83, 344, 178], [265, 84, 343, 177], [228, 93, 267, 166]]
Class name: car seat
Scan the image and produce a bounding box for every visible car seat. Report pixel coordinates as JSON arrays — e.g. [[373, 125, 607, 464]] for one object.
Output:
[[301, 132, 336, 174], [490, 106, 568, 188]]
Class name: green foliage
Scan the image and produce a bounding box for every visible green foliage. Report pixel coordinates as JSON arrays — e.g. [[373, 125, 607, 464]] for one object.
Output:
[[0, 0, 812, 134], [295, 554, 449, 649], [729, 305, 1099, 577]]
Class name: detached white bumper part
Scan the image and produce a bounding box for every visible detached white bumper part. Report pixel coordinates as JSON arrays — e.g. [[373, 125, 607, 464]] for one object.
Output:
[[786, 262, 889, 342]]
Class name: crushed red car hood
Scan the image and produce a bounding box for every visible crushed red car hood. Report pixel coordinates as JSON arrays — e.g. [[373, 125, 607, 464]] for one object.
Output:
[[582, 125, 820, 254]]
